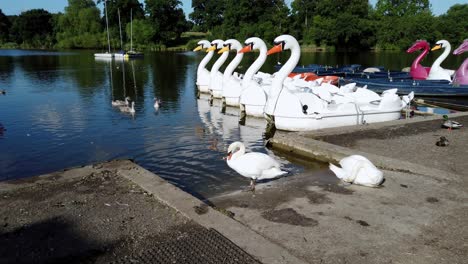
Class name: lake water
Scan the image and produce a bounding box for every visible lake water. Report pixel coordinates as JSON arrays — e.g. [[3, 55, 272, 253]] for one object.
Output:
[[0, 49, 464, 198]]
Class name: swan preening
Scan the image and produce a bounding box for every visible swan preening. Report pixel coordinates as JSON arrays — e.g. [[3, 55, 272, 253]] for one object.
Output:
[[226, 141, 287, 191], [329, 155, 384, 187], [193, 35, 413, 131]]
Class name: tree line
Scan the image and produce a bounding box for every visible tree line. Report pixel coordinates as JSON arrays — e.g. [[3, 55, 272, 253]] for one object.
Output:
[[0, 0, 466, 51]]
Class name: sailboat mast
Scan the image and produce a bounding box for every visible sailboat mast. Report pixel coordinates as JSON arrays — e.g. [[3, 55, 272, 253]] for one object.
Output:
[[130, 9, 133, 51], [105, 0, 111, 53], [118, 9, 123, 51]]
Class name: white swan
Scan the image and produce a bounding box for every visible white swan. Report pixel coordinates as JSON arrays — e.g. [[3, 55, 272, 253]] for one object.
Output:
[[119, 101, 135, 114], [264, 35, 409, 131], [239, 37, 269, 117], [329, 155, 384, 187], [154, 97, 161, 110], [206, 39, 229, 98], [193, 40, 214, 93], [218, 39, 244, 106], [226, 141, 287, 190], [111, 96, 130, 107], [427, 40, 455, 81]]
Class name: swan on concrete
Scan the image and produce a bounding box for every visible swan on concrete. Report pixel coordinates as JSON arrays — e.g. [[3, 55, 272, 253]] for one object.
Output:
[[329, 155, 384, 187], [226, 141, 287, 191]]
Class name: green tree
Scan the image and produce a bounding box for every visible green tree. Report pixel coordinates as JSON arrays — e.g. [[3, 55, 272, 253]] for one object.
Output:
[[145, 0, 189, 43], [436, 4, 468, 46], [213, 0, 288, 44], [10, 9, 54, 48], [189, 0, 225, 32], [56, 0, 102, 48], [374, 0, 433, 50], [0, 9, 11, 43], [125, 18, 156, 46], [290, 0, 318, 41], [307, 0, 374, 50], [375, 0, 430, 17]]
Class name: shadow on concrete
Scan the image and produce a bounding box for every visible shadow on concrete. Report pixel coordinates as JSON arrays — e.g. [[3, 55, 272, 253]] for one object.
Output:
[[0, 217, 119, 264]]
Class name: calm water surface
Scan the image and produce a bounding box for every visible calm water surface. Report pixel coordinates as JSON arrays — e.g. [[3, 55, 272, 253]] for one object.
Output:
[[0, 49, 464, 197]]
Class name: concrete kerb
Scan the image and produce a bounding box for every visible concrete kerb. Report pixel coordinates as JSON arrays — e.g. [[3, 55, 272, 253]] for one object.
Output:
[[269, 131, 460, 183], [115, 160, 308, 264]]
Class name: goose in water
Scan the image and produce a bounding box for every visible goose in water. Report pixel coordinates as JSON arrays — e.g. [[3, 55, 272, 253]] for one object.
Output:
[[329, 155, 384, 187], [119, 101, 135, 114], [112, 96, 130, 107], [226, 141, 287, 191]]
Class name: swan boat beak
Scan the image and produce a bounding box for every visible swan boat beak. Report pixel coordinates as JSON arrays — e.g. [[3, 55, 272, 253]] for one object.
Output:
[[206, 46, 216, 52], [238, 43, 253, 53], [431, 44, 442, 51], [193, 45, 203, 51], [218, 46, 229, 54], [267, 43, 283, 55]]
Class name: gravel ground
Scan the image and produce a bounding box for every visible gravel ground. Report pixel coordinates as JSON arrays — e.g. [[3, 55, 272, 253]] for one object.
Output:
[[0, 164, 204, 264]]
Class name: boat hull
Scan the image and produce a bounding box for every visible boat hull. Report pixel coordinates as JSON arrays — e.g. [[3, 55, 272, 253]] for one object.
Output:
[[273, 110, 402, 131], [197, 84, 209, 93], [224, 96, 240, 107], [240, 104, 264, 118]]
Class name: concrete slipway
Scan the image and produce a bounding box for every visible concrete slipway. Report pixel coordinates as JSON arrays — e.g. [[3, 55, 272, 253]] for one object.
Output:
[[1, 112, 467, 263]]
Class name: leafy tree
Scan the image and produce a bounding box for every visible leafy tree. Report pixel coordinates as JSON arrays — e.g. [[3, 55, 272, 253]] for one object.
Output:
[[125, 18, 156, 46], [97, 0, 144, 41], [307, 0, 375, 50], [375, 0, 431, 17], [56, 0, 102, 48], [189, 0, 225, 32], [374, 0, 433, 50], [290, 0, 318, 41], [10, 9, 54, 48], [145, 0, 189, 42], [0, 9, 11, 43], [436, 4, 468, 46], [213, 0, 289, 44]]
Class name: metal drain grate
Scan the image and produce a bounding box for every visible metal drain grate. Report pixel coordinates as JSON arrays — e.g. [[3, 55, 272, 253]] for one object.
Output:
[[111, 228, 261, 264]]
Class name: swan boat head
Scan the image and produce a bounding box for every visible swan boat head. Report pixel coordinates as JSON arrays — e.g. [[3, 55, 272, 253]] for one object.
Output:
[[206, 39, 224, 53], [427, 40, 453, 81], [194, 40, 214, 91], [193, 40, 211, 51], [218, 39, 245, 104]]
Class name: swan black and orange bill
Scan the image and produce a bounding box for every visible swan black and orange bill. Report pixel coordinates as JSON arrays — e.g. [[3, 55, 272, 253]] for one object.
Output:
[[238, 44, 252, 54], [431, 44, 442, 51], [218, 46, 229, 54], [267, 44, 282, 55], [206, 46, 216, 52], [193, 45, 203, 51], [226, 152, 233, 160]]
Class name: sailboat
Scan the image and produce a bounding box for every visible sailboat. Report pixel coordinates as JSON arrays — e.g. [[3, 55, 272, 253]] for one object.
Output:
[[125, 8, 143, 58], [94, 0, 113, 58], [114, 9, 126, 59]]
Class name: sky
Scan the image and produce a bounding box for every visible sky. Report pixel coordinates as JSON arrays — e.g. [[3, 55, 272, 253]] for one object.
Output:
[[0, 0, 465, 17]]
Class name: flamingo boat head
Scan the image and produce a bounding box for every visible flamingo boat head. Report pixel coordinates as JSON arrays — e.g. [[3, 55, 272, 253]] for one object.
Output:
[[453, 39, 468, 55], [193, 40, 211, 52], [406, 39, 430, 53]]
